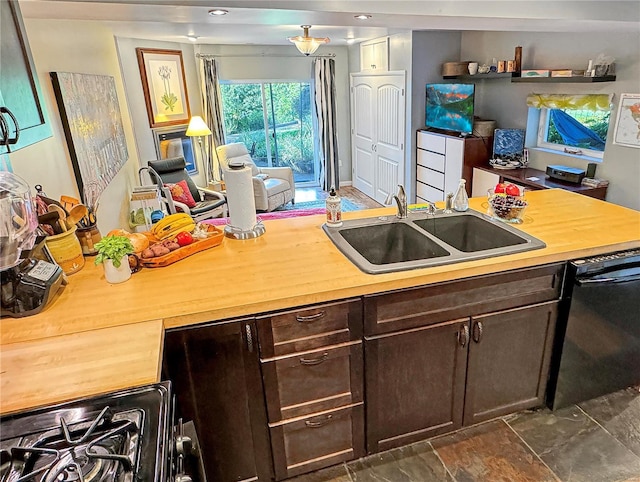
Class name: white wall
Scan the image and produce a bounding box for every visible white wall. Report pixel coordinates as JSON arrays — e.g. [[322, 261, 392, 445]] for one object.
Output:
[[461, 31, 640, 210], [9, 19, 141, 233], [195, 44, 352, 185]]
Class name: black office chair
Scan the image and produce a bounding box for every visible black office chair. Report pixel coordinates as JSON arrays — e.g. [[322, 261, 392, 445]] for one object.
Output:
[[141, 157, 227, 222]]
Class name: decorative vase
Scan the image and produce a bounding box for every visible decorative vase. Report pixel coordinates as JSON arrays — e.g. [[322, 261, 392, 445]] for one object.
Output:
[[103, 255, 131, 284]]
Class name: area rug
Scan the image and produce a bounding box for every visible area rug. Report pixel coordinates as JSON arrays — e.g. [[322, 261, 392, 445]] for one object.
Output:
[[275, 198, 361, 212], [203, 198, 362, 226]]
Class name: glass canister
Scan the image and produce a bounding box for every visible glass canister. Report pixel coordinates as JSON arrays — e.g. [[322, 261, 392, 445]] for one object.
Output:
[[76, 224, 102, 256]]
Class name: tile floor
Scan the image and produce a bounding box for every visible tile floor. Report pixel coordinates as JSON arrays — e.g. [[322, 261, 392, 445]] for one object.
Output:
[[290, 387, 640, 482]]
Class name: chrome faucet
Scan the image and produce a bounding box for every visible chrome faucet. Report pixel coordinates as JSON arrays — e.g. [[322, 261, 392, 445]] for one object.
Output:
[[385, 185, 408, 219]]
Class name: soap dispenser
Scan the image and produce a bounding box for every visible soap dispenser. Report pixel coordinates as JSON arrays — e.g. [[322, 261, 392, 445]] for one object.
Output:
[[326, 187, 343, 227], [453, 179, 469, 212]]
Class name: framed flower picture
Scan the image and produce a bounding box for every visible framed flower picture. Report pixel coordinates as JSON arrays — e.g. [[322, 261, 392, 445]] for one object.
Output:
[[136, 48, 191, 128]]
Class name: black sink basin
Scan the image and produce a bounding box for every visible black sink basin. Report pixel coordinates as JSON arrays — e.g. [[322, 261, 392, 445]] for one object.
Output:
[[413, 214, 528, 252], [340, 222, 450, 265]]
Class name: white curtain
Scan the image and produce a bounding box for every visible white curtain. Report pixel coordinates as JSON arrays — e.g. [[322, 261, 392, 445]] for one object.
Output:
[[200, 57, 225, 182], [312, 58, 339, 191]]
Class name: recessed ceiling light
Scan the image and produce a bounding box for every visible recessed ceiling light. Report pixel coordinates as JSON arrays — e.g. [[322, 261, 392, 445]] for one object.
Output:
[[187, 35, 198, 42], [208, 9, 228, 16], [345, 38, 356, 45], [354, 14, 371, 20]]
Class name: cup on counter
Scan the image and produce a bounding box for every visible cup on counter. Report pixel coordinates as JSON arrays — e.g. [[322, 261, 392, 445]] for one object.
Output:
[[468, 62, 479, 75], [76, 224, 102, 256]]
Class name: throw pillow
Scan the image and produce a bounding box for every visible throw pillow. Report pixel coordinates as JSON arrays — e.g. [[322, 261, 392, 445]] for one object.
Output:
[[164, 180, 196, 208]]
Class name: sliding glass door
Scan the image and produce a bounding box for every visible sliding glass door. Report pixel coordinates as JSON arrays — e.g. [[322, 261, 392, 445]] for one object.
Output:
[[220, 81, 316, 185]]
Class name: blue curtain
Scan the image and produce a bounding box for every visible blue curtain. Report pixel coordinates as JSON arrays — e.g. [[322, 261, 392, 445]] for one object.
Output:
[[549, 109, 605, 150]]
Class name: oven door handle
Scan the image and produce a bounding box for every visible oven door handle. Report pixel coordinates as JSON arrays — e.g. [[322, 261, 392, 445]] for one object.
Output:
[[576, 270, 640, 286]]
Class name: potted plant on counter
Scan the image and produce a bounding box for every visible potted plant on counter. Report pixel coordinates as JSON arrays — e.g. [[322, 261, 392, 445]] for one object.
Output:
[[94, 235, 135, 284]]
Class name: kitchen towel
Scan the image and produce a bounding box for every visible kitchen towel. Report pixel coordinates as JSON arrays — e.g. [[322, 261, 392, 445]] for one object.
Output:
[[224, 164, 257, 232]]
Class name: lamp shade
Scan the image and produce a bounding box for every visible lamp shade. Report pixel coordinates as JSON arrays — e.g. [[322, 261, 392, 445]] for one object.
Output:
[[185, 116, 212, 137], [288, 25, 329, 56]]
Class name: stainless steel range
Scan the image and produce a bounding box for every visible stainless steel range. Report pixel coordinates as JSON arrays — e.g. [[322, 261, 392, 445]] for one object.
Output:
[[0, 382, 203, 482]]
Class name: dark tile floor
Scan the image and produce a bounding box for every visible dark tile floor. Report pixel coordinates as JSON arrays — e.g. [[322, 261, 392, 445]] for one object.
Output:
[[290, 387, 640, 482]]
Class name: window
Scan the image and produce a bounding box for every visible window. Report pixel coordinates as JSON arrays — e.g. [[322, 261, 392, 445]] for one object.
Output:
[[219, 81, 317, 185], [527, 93, 613, 160]]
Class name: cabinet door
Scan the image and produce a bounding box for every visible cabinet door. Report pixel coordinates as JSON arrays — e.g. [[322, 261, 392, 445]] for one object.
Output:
[[0, 0, 50, 152], [163, 319, 272, 482], [360, 37, 388, 71], [366, 318, 468, 453], [464, 301, 558, 426]]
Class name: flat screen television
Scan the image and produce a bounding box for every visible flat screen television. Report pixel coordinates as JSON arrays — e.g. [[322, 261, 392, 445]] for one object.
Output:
[[425, 83, 475, 135]]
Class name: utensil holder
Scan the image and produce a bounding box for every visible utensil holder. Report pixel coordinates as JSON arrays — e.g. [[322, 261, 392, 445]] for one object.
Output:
[[44, 226, 85, 274]]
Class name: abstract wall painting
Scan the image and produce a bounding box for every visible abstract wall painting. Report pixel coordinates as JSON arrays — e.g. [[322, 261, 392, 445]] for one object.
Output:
[[50, 72, 129, 203], [136, 48, 191, 128]]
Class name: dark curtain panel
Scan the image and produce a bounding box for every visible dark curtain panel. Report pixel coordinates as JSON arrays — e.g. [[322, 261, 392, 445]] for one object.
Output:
[[312, 58, 339, 191], [201, 57, 225, 182]]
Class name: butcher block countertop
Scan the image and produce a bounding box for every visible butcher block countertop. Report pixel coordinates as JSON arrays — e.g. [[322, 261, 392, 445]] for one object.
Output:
[[2, 189, 639, 414]]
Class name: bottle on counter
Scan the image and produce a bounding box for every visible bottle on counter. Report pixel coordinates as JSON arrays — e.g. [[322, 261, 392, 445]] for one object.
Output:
[[325, 187, 343, 227], [453, 179, 469, 212]]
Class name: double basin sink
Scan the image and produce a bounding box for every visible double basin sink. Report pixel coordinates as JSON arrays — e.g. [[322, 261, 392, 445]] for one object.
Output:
[[322, 209, 545, 274]]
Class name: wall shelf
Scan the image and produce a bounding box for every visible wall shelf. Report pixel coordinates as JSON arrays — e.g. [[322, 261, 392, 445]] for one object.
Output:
[[511, 75, 616, 83], [443, 73, 616, 83]]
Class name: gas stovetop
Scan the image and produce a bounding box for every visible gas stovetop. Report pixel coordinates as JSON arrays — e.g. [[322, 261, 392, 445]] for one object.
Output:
[[0, 383, 171, 482]]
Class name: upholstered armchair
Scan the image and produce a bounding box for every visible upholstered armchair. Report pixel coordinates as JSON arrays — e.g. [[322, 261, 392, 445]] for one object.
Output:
[[143, 157, 227, 222], [216, 142, 295, 212]]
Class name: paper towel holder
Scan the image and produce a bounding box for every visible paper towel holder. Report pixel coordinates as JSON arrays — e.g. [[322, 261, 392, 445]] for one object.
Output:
[[224, 220, 266, 239]]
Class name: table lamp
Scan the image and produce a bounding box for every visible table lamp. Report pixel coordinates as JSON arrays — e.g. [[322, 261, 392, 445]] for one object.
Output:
[[186, 115, 213, 182]]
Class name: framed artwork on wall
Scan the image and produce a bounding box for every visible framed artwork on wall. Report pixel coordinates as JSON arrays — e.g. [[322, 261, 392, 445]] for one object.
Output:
[[50, 72, 128, 206], [153, 126, 198, 174], [136, 48, 191, 128], [613, 93, 640, 149]]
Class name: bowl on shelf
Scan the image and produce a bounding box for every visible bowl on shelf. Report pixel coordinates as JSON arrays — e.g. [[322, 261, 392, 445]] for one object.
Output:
[[487, 189, 528, 224]]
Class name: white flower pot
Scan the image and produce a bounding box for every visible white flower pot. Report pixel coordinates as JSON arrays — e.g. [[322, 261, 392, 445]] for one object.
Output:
[[103, 256, 131, 284]]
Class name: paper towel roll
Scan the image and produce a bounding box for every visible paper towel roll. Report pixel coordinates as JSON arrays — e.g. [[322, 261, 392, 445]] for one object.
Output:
[[224, 164, 257, 231]]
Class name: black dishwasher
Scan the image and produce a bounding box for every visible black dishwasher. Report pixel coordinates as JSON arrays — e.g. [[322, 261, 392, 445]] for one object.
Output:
[[547, 249, 640, 410]]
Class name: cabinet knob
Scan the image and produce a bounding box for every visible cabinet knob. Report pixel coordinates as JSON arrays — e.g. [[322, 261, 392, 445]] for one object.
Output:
[[458, 323, 469, 347], [472, 320, 484, 343]]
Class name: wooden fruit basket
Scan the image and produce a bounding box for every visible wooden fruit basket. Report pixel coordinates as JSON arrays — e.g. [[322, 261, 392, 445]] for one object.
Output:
[[140, 227, 224, 268]]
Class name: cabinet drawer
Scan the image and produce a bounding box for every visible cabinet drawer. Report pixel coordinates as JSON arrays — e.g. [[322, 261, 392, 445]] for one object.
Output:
[[364, 263, 565, 336], [417, 131, 446, 154], [270, 404, 365, 480], [416, 181, 444, 202], [417, 148, 445, 172], [417, 165, 445, 190], [257, 299, 362, 357], [262, 342, 363, 421]]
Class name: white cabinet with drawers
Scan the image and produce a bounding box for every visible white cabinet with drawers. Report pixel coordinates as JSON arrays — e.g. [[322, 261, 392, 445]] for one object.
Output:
[[416, 130, 491, 203]]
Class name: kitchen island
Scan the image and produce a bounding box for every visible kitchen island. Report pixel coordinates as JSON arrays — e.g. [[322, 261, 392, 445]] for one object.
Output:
[[1, 189, 639, 415]]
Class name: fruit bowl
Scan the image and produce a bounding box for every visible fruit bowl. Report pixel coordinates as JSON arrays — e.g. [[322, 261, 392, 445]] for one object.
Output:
[[487, 189, 528, 224]]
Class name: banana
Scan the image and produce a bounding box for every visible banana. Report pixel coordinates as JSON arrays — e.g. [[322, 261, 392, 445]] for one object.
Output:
[[151, 213, 195, 240]]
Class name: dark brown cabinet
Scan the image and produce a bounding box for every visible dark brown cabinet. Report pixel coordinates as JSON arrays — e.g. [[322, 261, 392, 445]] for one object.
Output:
[[0, 0, 51, 153], [257, 299, 365, 480], [463, 301, 558, 425], [364, 264, 564, 453], [163, 319, 273, 482]]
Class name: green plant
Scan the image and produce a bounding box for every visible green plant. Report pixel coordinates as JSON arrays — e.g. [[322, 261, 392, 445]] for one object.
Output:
[[94, 235, 134, 267]]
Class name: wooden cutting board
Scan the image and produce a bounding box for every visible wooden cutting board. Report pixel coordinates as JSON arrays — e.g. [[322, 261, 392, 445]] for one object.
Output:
[[140, 228, 224, 268]]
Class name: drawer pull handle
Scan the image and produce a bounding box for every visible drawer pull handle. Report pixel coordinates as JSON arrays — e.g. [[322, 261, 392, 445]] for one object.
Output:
[[296, 311, 326, 323], [299, 352, 329, 366], [305, 414, 333, 428]]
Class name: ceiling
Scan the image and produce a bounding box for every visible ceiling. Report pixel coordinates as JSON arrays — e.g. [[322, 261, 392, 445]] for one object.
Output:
[[19, 0, 640, 47]]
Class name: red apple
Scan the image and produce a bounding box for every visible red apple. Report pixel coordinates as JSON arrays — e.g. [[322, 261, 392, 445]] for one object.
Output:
[[494, 183, 507, 194], [505, 184, 521, 196]]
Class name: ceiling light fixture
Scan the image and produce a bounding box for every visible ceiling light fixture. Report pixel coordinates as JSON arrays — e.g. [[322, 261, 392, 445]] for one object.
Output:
[[187, 35, 198, 42], [354, 14, 372, 20], [345, 38, 356, 45], [208, 9, 228, 16], [287, 25, 330, 56]]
